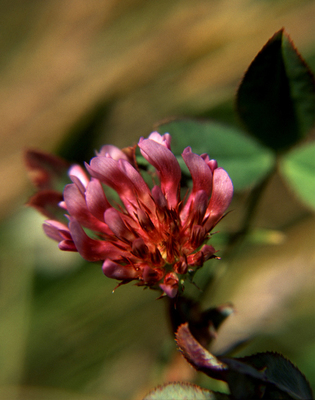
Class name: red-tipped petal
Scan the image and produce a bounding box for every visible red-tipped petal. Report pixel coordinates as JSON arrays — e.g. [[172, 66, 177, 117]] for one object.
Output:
[[69, 174, 86, 195], [64, 183, 108, 232], [207, 159, 218, 172], [85, 179, 111, 222], [59, 240, 77, 251], [102, 259, 139, 280], [68, 165, 89, 188], [87, 156, 128, 189], [147, 131, 171, 150], [205, 168, 233, 230], [181, 148, 213, 222], [131, 237, 149, 259], [182, 147, 213, 196], [97, 145, 129, 160], [151, 185, 167, 209], [159, 272, 179, 298], [68, 219, 123, 261], [139, 138, 181, 209], [118, 159, 153, 207], [182, 189, 209, 225], [187, 244, 216, 267], [142, 265, 164, 285], [104, 207, 136, 241], [43, 220, 70, 242], [87, 156, 148, 212]]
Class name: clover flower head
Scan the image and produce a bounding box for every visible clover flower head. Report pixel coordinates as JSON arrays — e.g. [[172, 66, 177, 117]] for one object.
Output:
[[26, 132, 233, 298]]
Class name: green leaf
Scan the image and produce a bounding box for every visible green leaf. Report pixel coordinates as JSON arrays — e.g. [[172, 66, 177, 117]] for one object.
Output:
[[143, 382, 231, 400], [280, 142, 315, 210], [224, 352, 314, 400], [156, 119, 275, 191], [237, 29, 315, 151]]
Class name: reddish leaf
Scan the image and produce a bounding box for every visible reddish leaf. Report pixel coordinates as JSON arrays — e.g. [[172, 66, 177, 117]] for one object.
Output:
[[175, 323, 228, 380]]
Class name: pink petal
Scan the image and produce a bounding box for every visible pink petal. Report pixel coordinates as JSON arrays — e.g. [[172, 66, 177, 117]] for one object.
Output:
[[147, 131, 171, 150], [139, 138, 181, 209], [204, 168, 233, 231], [133, 207, 150, 227], [118, 159, 154, 207], [192, 190, 209, 221], [151, 185, 167, 209], [187, 244, 216, 266], [85, 179, 111, 222], [181, 188, 209, 225], [142, 265, 164, 285], [97, 145, 129, 160], [68, 165, 89, 189], [131, 238, 149, 259], [102, 259, 139, 280], [86, 156, 125, 188], [181, 148, 213, 222], [59, 240, 77, 251], [189, 224, 207, 248], [159, 272, 179, 298], [182, 147, 213, 196], [64, 183, 109, 232], [207, 159, 218, 172], [69, 175, 86, 195], [87, 156, 151, 212], [180, 189, 209, 232], [43, 220, 71, 242], [104, 208, 136, 242], [69, 219, 124, 261]]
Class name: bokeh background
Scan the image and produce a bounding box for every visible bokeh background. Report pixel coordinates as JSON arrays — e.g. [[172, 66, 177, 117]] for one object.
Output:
[[0, 1, 314, 399]]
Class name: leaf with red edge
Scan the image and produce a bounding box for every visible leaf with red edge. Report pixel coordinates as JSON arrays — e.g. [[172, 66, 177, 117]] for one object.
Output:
[[175, 323, 228, 380]]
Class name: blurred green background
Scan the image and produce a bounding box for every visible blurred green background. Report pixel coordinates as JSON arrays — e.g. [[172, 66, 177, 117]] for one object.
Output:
[[0, 1, 314, 399]]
